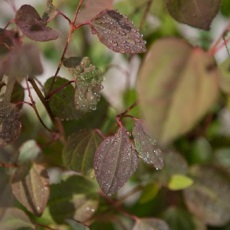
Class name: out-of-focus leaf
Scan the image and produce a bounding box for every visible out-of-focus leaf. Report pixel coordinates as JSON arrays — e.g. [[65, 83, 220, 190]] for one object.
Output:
[[219, 57, 230, 94], [155, 151, 188, 185], [163, 206, 196, 230], [0, 28, 16, 56], [94, 127, 138, 194], [64, 56, 104, 113], [133, 119, 164, 169], [0, 170, 15, 218], [168, 174, 193, 191], [133, 218, 170, 230], [66, 219, 90, 230], [11, 81, 25, 109], [183, 165, 230, 226], [15, 4, 59, 41], [18, 140, 41, 163], [89, 10, 146, 54], [63, 129, 103, 175], [214, 148, 230, 173], [0, 208, 34, 230], [0, 102, 21, 147], [44, 76, 82, 120], [139, 183, 160, 204], [11, 163, 50, 216], [77, 0, 113, 24], [48, 175, 99, 224], [42, 0, 58, 22], [164, 0, 221, 30], [221, 0, 230, 17], [3, 44, 43, 81], [137, 38, 220, 146]]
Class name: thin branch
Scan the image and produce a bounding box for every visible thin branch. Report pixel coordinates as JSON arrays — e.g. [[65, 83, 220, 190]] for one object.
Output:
[[0, 162, 17, 168], [119, 101, 138, 118], [139, 0, 153, 30]]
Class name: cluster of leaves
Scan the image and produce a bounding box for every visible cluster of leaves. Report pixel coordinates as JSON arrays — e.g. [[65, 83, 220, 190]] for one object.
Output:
[[0, 0, 230, 230]]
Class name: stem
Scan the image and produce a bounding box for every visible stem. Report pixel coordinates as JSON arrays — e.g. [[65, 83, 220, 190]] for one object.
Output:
[[119, 101, 138, 118], [3, 78, 15, 103], [0, 162, 17, 168], [139, 0, 153, 30]]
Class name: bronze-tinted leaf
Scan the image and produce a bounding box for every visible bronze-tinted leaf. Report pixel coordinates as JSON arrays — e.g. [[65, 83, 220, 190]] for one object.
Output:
[[137, 38, 220, 146], [0, 102, 21, 147], [15, 4, 59, 41], [11, 163, 50, 216], [183, 165, 230, 226], [89, 9, 146, 54], [133, 120, 164, 169], [133, 218, 170, 230], [63, 129, 103, 175], [44, 76, 82, 120], [164, 0, 221, 30], [0, 28, 16, 55], [94, 127, 138, 194], [3, 44, 43, 81]]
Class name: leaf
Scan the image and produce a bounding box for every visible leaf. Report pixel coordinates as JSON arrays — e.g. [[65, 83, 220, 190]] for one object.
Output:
[[63, 129, 103, 175], [0, 208, 34, 230], [15, 4, 59, 41], [132, 119, 164, 169], [133, 218, 170, 230], [168, 174, 193, 191], [64, 56, 104, 112], [11, 163, 50, 216], [219, 57, 230, 94], [48, 175, 98, 224], [0, 102, 21, 147], [44, 76, 82, 120], [77, 0, 113, 24], [183, 165, 230, 226], [3, 44, 43, 81], [89, 9, 146, 54], [11, 81, 25, 109], [164, 0, 221, 30], [94, 127, 138, 194], [137, 38, 220, 146], [66, 219, 90, 230], [139, 183, 160, 204], [18, 140, 41, 163], [42, 0, 58, 22], [0, 28, 16, 55]]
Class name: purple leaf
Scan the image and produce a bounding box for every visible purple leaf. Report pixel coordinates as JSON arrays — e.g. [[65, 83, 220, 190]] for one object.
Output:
[[94, 127, 138, 194], [15, 4, 59, 41], [89, 9, 146, 54]]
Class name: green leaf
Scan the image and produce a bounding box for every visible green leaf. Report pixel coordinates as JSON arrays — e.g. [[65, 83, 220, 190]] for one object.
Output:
[[94, 127, 138, 194], [221, 0, 230, 17], [139, 183, 160, 204], [63, 129, 103, 175], [168, 174, 193, 191], [89, 9, 146, 54], [132, 119, 164, 169], [164, 0, 221, 30], [133, 218, 170, 230], [11, 163, 50, 216], [137, 38, 220, 146], [0, 102, 21, 147], [0, 208, 34, 230], [183, 165, 230, 226], [18, 140, 41, 163], [66, 219, 90, 230], [11, 81, 25, 108], [44, 76, 82, 120], [219, 57, 230, 94], [48, 175, 99, 224]]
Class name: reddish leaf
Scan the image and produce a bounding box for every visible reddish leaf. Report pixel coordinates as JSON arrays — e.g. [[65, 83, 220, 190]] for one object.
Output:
[[15, 4, 59, 41], [164, 0, 221, 30], [0, 28, 17, 55], [63, 129, 103, 175], [11, 163, 50, 216], [133, 120, 164, 169], [89, 10, 146, 54], [0, 102, 21, 147], [94, 127, 138, 194]]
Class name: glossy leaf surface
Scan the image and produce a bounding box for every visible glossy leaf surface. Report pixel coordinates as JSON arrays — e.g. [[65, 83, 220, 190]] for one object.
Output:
[[89, 10, 146, 54], [184, 165, 230, 226], [63, 129, 103, 174], [15, 4, 59, 41], [133, 119, 164, 169], [0, 102, 21, 147], [133, 218, 170, 230], [164, 0, 221, 30], [137, 38, 220, 145], [11, 163, 49, 216], [94, 127, 138, 194]]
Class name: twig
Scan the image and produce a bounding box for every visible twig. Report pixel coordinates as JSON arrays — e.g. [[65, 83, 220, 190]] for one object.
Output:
[[0, 162, 17, 168], [139, 0, 153, 30]]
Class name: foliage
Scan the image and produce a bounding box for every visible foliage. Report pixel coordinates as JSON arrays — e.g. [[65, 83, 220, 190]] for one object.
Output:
[[0, 0, 230, 229]]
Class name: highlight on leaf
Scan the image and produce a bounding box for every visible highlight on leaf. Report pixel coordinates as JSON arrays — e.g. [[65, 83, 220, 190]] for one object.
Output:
[[132, 119, 164, 170], [15, 4, 59, 41], [94, 127, 138, 194], [63, 57, 103, 113], [89, 9, 147, 54], [0, 102, 21, 147]]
